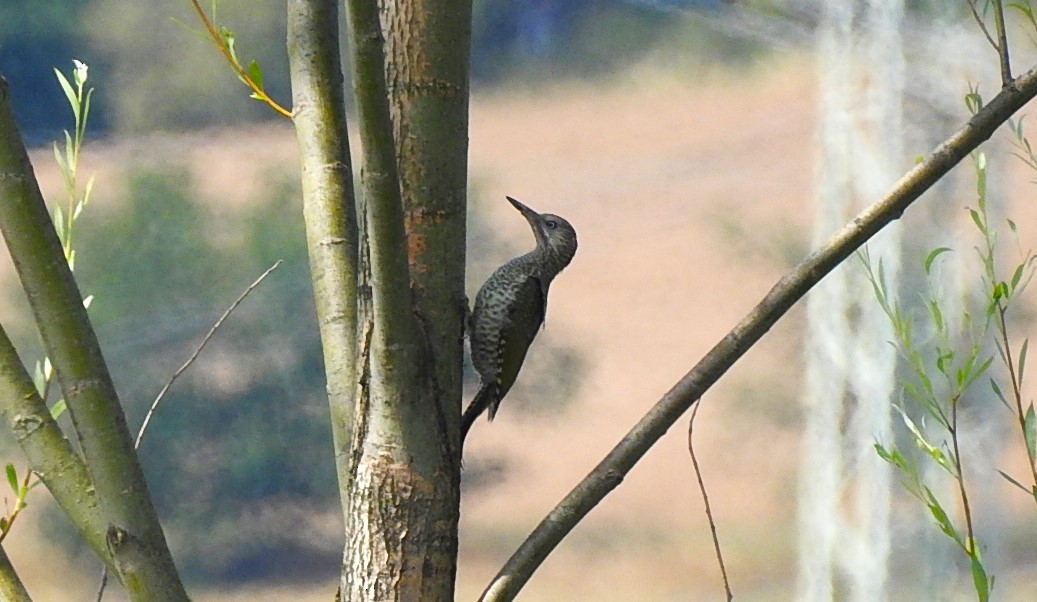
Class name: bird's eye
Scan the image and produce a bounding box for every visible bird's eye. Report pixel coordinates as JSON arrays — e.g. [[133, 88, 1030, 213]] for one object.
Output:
[[545, 220, 558, 229]]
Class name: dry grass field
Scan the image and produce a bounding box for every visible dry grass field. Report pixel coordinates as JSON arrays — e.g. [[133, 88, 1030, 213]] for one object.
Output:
[[5, 54, 1037, 600]]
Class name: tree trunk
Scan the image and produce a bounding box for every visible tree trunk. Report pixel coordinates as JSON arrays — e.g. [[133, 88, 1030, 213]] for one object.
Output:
[[290, 0, 472, 598]]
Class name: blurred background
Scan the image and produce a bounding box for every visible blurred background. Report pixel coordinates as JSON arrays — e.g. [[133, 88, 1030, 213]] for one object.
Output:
[[2, 0, 1037, 600]]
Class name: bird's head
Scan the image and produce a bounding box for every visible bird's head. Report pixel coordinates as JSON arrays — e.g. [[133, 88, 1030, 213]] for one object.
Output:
[[507, 196, 578, 267]]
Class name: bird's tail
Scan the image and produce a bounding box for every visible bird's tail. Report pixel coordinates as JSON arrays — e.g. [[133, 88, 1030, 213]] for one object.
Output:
[[460, 383, 497, 445]]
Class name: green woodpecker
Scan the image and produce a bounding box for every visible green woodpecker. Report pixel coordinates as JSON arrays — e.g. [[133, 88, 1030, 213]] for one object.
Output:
[[462, 196, 578, 444]]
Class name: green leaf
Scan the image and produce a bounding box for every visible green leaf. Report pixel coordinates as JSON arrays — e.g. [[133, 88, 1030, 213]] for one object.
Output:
[[990, 378, 1010, 410], [81, 87, 94, 133], [965, 90, 984, 115], [924, 488, 963, 547], [991, 281, 1007, 305], [969, 208, 986, 235], [53, 205, 65, 241], [961, 355, 993, 391], [220, 27, 239, 64], [52, 141, 68, 174], [247, 60, 263, 88], [900, 410, 951, 472], [929, 300, 945, 332], [924, 247, 953, 274], [63, 130, 74, 165], [998, 469, 1031, 493], [5, 465, 17, 493], [1025, 403, 1037, 465], [875, 443, 906, 469], [53, 67, 78, 115], [1009, 2, 1037, 28], [970, 553, 992, 602], [1012, 262, 1026, 291], [81, 174, 96, 210], [1019, 339, 1029, 389]]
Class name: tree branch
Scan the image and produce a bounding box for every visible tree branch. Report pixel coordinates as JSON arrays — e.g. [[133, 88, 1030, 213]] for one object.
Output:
[[286, 0, 361, 496], [992, 0, 1012, 86], [0, 76, 186, 598], [380, 0, 473, 453], [479, 62, 1037, 602], [345, 0, 418, 365], [0, 323, 109, 564], [0, 545, 30, 602]]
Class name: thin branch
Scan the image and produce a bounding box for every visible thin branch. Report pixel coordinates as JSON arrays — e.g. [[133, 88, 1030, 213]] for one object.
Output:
[[478, 61, 1037, 602], [949, 397, 978, 556], [0, 469, 33, 545], [135, 259, 282, 448], [187, 0, 292, 118], [967, 0, 1000, 51], [89, 261, 284, 601], [997, 305, 1037, 491], [993, 0, 1013, 86], [687, 402, 732, 601]]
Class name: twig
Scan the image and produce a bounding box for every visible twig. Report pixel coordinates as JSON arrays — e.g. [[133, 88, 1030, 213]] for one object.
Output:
[[966, 0, 1000, 51], [95, 260, 283, 601], [687, 401, 732, 601], [949, 396, 977, 557], [94, 570, 107, 602], [187, 0, 292, 118], [0, 470, 32, 546], [992, 0, 1013, 86], [997, 305, 1037, 492], [134, 260, 283, 449], [967, 0, 1013, 85]]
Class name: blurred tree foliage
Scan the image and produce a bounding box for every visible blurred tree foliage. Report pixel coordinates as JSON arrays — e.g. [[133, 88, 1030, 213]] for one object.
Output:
[[3, 0, 764, 135], [4, 0, 977, 136], [43, 167, 341, 583]]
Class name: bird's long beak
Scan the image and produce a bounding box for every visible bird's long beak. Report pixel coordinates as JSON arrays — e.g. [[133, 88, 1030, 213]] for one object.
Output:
[[507, 196, 550, 249], [507, 196, 539, 224]]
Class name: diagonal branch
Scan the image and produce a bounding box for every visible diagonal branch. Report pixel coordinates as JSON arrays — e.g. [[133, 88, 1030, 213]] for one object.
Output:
[[188, 0, 292, 118], [0, 75, 187, 597], [479, 62, 1037, 602], [0, 323, 108, 563], [135, 260, 282, 449]]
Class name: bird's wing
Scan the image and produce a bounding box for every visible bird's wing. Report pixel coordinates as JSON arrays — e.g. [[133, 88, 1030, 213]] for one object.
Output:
[[489, 275, 546, 419]]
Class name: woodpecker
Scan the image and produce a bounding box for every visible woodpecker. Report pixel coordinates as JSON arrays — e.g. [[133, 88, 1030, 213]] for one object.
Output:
[[462, 196, 578, 444]]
